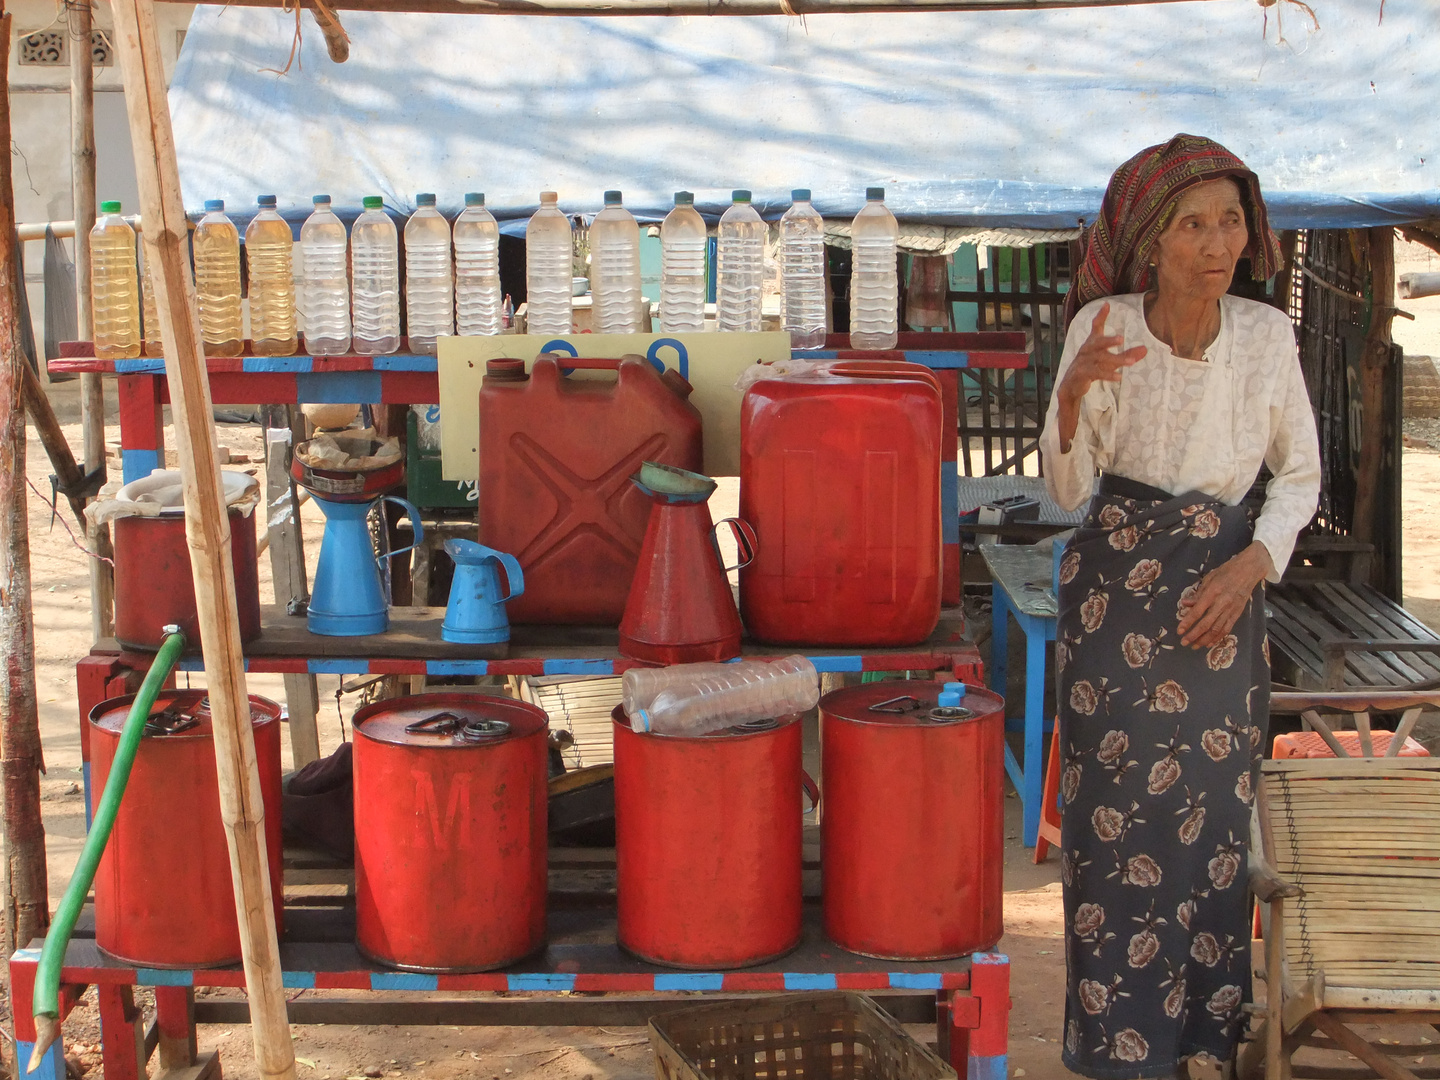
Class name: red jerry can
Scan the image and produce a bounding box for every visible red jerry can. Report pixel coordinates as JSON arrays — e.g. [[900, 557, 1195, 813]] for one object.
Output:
[[820, 680, 1005, 960], [90, 690, 284, 968], [738, 363, 943, 646], [613, 707, 803, 968], [353, 694, 548, 972], [479, 355, 704, 625]]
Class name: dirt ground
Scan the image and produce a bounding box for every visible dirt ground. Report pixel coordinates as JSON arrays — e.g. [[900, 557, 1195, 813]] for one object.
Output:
[[7, 240, 1440, 1079]]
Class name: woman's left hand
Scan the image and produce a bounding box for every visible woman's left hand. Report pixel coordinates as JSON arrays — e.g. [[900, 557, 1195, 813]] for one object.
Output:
[[1177, 542, 1274, 649]]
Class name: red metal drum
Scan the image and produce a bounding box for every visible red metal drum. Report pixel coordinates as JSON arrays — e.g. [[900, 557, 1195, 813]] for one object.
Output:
[[90, 689, 284, 968], [820, 680, 1004, 960], [112, 508, 262, 651], [353, 694, 548, 972], [614, 707, 803, 968]]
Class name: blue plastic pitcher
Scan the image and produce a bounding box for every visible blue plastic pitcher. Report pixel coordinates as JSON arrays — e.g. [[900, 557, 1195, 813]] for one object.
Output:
[[442, 539, 525, 644], [308, 494, 423, 637]]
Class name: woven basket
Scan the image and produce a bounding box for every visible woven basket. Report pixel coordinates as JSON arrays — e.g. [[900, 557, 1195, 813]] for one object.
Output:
[[649, 993, 957, 1080]]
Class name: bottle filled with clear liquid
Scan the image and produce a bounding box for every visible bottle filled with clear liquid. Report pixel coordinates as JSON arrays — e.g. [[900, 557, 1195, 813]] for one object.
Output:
[[716, 189, 765, 333], [140, 248, 164, 358], [91, 200, 141, 361], [849, 187, 899, 350], [659, 191, 706, 334], [351, 196, 400, 355], [193, 199, 244, 357], [300, 195, 351, 356], [454, 193, 503, 336], [404, 193, 453, 355], [628, 655, 820, 737], [781, 188, 827, 349], [590, 190, 642, 334], [525, 191, 573, 336], [246, 194, 297, 357]]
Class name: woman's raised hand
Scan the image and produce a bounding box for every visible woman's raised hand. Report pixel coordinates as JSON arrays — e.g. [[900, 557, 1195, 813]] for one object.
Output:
[[1054, 302, 1147, 453]]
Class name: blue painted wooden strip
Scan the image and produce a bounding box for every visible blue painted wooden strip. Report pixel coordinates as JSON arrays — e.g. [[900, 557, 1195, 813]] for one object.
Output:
[[282, 972, 317, 989], [972, 951, 1009, 965], [654, 974, 725, 991], [373, 355, 438, 372], [296, 371, 383, 404], [810, 656, 864, 673], [243, 356, 314, 373], [887, 973, 944, 989], [942, 461, 960, 543], [790, 350, 839, 359], [542, 659, 615, 675], [783, 973, 838, 990], [371, 972, 439, 990], [425, 660, 490, 676], [1003, 744, 1025, 794], [904, 351, 970, 368], [967, 1055, 1007, 1080], [308, 659, 371, 675], [12, 947, 43, 963], [121, 449, 161, 484], [137, 968, 195, 986], [16, 1041, 66, 1080], [114, 359, 167, 374], [506, 974, 577, 991]]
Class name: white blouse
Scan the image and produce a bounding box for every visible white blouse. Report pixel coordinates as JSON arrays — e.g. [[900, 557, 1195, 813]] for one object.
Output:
[[1040, 293, 1321, 583]]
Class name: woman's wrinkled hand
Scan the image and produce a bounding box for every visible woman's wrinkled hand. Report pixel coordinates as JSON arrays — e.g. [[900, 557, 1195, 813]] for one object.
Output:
[[1055, 302, 1147, 452], [1177, 542, 1273, 649]]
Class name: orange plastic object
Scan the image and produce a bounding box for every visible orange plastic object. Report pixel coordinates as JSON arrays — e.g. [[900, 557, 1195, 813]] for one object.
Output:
[[739, 363, 943, 646], [479, 356, 703, 624], [1272, 729, 1430, 759]]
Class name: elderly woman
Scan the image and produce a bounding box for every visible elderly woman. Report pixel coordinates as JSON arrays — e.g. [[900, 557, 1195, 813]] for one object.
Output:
[[1040, 134, 1322, 1080]]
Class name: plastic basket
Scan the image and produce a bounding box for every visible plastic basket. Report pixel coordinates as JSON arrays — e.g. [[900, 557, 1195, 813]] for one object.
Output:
[[649, 993, 956, 1080]]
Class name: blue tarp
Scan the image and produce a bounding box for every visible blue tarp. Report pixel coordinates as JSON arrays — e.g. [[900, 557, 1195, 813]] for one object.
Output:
[[169, 0, 1439, 232]]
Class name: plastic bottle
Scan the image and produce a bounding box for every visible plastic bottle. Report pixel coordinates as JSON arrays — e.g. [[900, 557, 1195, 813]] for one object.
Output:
[[454, 193, 503, 336], [404, 192, 453, 355], [590, 190, 642, 335], [631, 655, 820, 736], [781, 189, 827, 350], [91, 200, 141, 361], [192, 200, 244, 357], [716, 189, 766, 333], [140, 251, 163, 358], [525, 191, 573, 336], [351, 195, 400, 356], [849, 186, 900, 350], [300, 195, 351, 356], [659, 191, 706, 334], [245, 194, 297, 357]]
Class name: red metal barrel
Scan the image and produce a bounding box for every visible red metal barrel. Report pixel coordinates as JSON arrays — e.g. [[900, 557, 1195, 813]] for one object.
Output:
[[353, 694, 548, 972], [820, 680, 1004, 960], [90, 689, 284, 968], [613, 707, 803, 968]]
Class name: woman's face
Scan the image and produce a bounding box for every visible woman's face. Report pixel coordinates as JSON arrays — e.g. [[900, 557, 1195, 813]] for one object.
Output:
[[1152, 178, 1250, 305]]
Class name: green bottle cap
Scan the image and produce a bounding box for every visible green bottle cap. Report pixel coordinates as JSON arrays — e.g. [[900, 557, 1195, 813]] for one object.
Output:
[[732, 190, 752, 203], [416, 193, 436, 207], [674, 191, 694, 206], [363, 196, 384, 210], [866, 186, 885, 201], [100, 200, 121, 214], [604, 190, 623, 206]]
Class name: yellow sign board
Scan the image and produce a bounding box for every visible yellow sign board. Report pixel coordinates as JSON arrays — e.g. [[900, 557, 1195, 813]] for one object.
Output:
[[436, 332, 792, 481]]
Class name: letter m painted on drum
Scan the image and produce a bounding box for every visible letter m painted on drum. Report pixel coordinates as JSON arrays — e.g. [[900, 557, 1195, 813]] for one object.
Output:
[[413, 771, 473, 850]]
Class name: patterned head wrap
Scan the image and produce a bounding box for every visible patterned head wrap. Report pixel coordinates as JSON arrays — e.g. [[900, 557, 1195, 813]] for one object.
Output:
[[1064, 133, 1283, 327]]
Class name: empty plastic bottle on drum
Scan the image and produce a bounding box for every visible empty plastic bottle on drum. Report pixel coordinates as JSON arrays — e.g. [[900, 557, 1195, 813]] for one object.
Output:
[[525, 192, 574, 336], [91, 200, 141, 361], [781, 189, 827, 349], [590, 190, 642, 334], [454, 193, 503, 336], [404, 193, 453, 355], [246, 195, 298, 357], [352, 196, 401, 355], [849, 187, 900, 350], [632, 655, 820, 737], [659, 191, 706, 334], [193, 200, 244, 357], [716, 190, 765, 333], [300, 195, 351, 356]]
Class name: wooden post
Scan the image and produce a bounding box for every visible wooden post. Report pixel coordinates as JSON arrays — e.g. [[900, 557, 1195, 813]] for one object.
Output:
[[108, 1, 296, 1077], [1351, 226, 1395, 576], [0, 4, 50, 1073]]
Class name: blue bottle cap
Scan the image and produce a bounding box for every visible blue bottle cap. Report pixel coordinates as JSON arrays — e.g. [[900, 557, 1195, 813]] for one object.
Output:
[[465, 193, 484, 207], [937, 682, 967, 708], [204, 199, 225, 212], [866, 186, 885, 201], [256, 195, 277, 208], [604, 190, 623, 205], [732, 189, 752, 203], [792, 188, 811, 201], [416, 193, 436, 206], [313, 194, 331, 204]]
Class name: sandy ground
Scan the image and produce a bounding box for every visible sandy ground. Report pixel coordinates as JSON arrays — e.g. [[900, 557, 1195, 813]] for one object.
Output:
[[7, 240, 1440, 1079]]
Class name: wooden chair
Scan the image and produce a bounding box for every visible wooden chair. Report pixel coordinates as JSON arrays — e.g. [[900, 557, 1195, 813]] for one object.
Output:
[[1242, 690, 1440, 1080]]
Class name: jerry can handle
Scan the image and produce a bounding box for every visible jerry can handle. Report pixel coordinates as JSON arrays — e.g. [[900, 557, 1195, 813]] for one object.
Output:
[[802, 770, 820, 815], [646, 338, 690, 381], [376, 496, 424, 565], [484, 549, 526, 603], [715, 517, 757, 572]]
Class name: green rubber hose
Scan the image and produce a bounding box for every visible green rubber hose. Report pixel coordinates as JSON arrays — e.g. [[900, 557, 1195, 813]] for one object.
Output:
[[28, 629, 186, 1072]]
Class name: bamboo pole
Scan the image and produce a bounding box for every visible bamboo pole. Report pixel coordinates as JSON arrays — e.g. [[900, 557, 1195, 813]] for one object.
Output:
[[0, 2, 51, 1071], [108, 0, 295, 1077], [151, 0, 1224, 13]]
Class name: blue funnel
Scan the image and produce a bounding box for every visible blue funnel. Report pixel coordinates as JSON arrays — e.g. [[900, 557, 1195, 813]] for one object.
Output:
[[308, 494, 422, 637]]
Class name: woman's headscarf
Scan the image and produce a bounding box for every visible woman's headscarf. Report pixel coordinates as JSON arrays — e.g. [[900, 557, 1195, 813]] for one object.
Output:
[[1063, 133, 1284, 327]]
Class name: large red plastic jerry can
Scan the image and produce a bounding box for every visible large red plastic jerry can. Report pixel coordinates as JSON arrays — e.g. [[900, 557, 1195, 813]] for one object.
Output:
[[739, 363, 943, 646], [613, 707, 803, 968], [819, 680, 1004, 960], [353, 694, 548, 972], [479, 356, 704, 625], [90, 689, 284, 968]]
